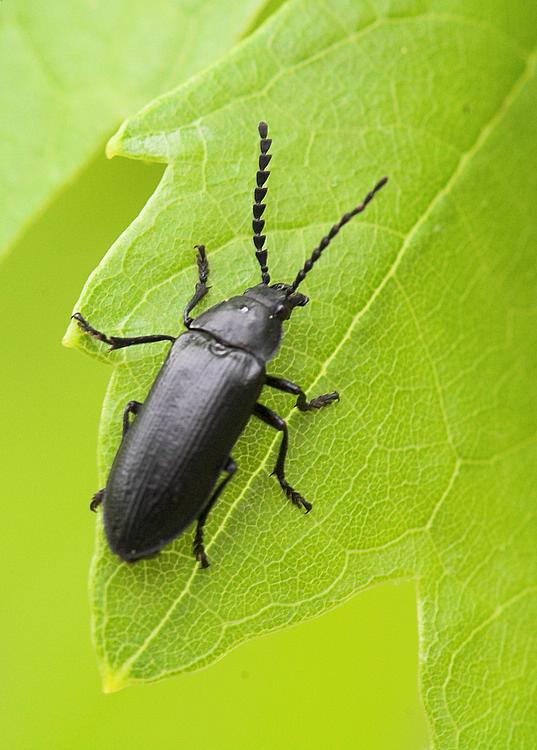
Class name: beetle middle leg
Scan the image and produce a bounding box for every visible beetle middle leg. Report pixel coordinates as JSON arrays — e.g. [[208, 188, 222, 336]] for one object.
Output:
[[184, 244, 210, 328], [72, 313, 176, 350], [253, 403, 312, 512], [122, 400, 142, 437], [193, 456, 237, 569], [265, 375, 339, 411], [88, 401, 142, 513]]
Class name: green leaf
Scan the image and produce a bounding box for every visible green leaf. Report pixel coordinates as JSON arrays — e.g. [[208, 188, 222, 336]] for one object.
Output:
[[0, 0, 267, 257], [65, 0, 537, 745]]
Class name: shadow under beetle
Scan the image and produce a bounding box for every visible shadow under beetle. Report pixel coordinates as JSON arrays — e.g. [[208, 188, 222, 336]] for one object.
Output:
[[73, 122, 388, 568]]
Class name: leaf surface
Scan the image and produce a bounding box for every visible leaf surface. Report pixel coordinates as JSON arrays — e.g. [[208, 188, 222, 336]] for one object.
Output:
[[0, 0, 266, 256], [66, 1, 537, 746]]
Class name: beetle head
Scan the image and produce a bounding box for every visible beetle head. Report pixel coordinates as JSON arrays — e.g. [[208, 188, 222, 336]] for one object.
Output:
[[243, 282, 309, 320]]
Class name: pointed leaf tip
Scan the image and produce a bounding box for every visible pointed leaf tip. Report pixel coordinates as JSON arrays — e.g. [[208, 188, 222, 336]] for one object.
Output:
[[102, 668, 129, 694]]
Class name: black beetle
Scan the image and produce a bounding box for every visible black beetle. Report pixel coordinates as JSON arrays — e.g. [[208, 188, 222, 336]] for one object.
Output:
[[73, 122, 387, 568]]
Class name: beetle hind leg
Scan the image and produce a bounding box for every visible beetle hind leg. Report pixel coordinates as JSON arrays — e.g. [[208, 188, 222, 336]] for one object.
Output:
[[193, 457, 237, 569], [254, 403, 312, 513], [90, 488, 105, 512], [184, 244, 210, 328]]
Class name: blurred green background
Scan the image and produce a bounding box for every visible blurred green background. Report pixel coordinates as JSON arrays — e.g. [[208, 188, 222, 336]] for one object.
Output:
[[0, 150, 429, 748]]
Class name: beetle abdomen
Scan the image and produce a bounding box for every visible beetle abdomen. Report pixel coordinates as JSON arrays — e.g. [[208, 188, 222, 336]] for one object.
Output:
[[104, 330, 264, 561]]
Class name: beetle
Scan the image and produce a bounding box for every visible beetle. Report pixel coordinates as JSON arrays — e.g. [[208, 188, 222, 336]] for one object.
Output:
[[73, 122, 387, 568]]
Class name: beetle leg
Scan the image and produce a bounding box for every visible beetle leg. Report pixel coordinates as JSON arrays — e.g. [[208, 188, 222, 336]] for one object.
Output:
[[253, 403, 312, 512], [122, 400, 142, 438], [89, 402, 141, 516], [90, 488, 105, 512], [193, 457, 237, 569], [184, 244, 210, 328], [265, 375, 339, 412], [72, 313, 176, 351]]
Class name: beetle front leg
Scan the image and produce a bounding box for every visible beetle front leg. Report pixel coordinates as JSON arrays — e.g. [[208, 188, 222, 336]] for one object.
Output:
[[253, 403, 312, 512], [265, 375, 339, 411], [193, 456, 237, 569], [184, 244, 210, 328], [72, 313, 176, 351]]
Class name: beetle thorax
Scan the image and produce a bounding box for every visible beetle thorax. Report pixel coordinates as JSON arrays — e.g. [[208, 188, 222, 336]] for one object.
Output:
[[190, 284, 299, 362]]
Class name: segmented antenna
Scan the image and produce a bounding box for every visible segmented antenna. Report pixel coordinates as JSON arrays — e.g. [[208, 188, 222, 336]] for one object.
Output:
[[253, 121, 272, 284], [287, 176, 388, 294]]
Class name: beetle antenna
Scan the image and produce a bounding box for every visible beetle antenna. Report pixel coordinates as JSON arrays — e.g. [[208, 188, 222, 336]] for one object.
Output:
[[287, 176, 389, 294], [252, 121, 272, 284]]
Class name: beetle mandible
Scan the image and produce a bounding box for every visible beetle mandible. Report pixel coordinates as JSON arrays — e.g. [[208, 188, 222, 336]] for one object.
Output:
[[73, 122, 388, 568]]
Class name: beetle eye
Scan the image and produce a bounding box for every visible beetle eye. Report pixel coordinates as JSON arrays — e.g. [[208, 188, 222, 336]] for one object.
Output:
[[274, 303, 290, 320]]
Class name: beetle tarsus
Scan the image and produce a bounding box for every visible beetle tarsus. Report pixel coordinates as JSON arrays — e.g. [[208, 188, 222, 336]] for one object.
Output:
[[90, 488, 105, 512], [270, 472, 312, 512], [184, 245, 211, 328], [301, 391, 339, 410], [265, 375, 339, 412]]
